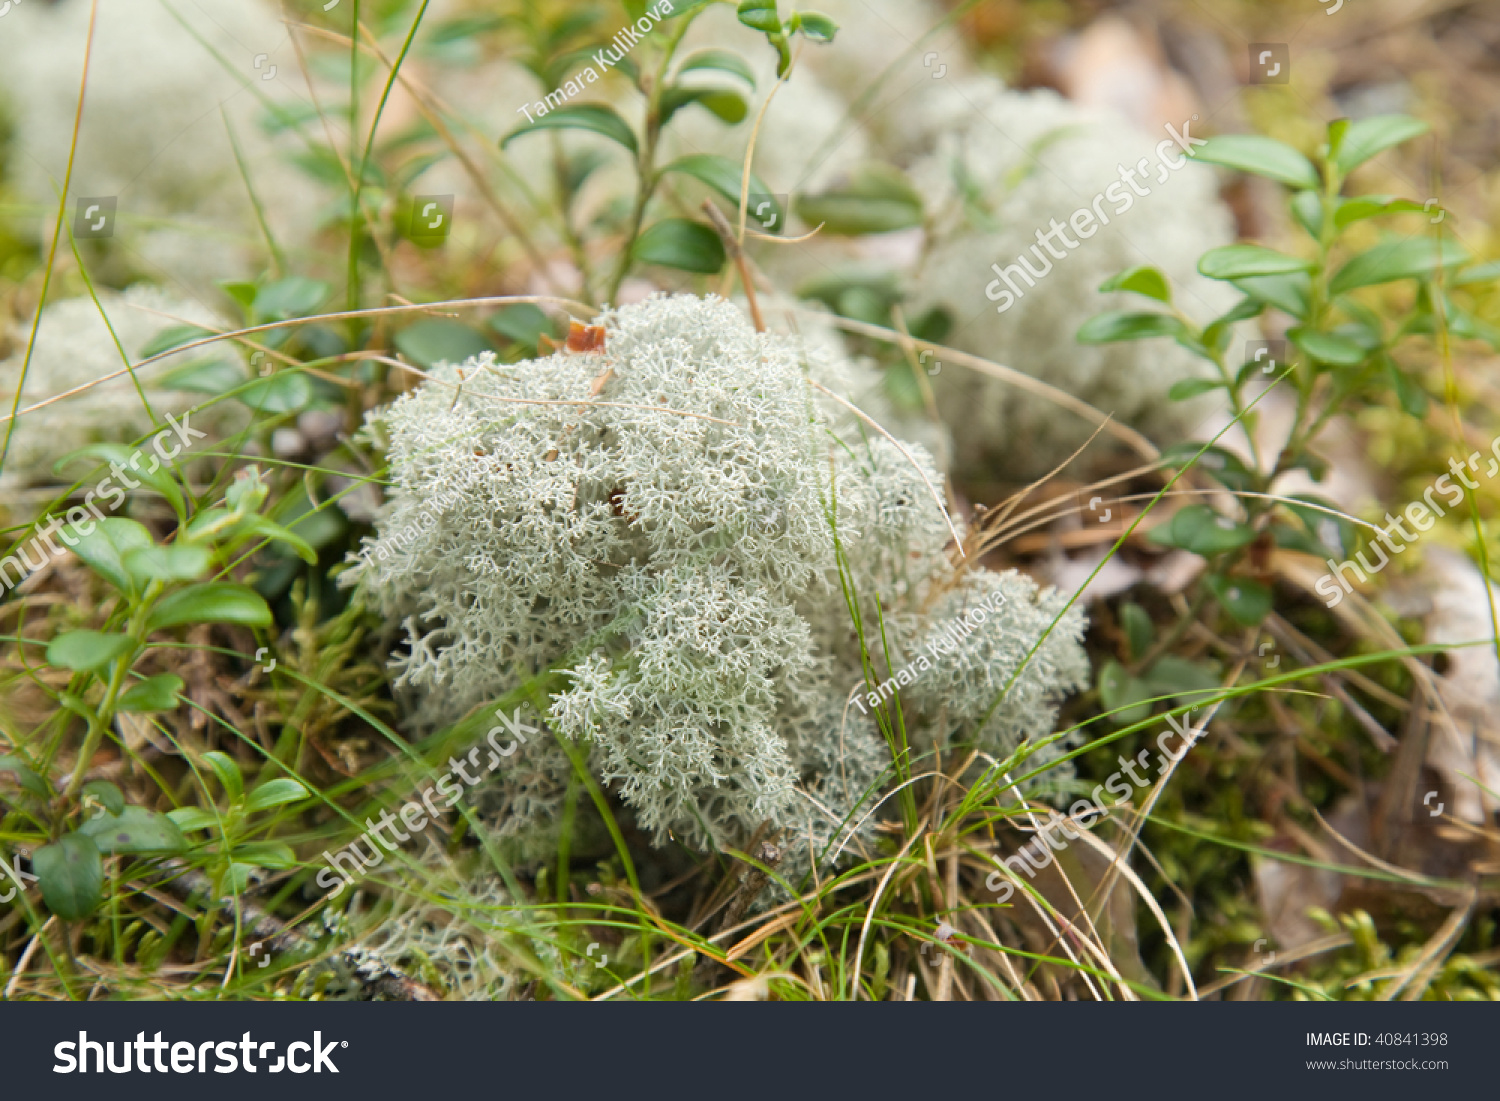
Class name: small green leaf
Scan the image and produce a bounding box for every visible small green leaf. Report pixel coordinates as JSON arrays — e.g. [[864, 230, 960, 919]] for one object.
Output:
[[78, 806, 187, 855], [140, 324, 215, 358], [69, 518, 154, 595], [1333, 114, 1430, 176], [1455, 260, 1500, 287], [117, 674, 184, 713], [232, 515, 319, 564], [1149, 504, 1256, 556], [1143, 656, 1223, 706], [166, 806, 220, 833], [146, 583, 273, 632], [1159, 444, 1256, 493], [235, 371, 315, 415], [793, 11, 838, 41], [1207, 574, 1272, 626], [0, 755, 48, 799], [736, 0, 781, 32], [155, 357, 247, 396], [795, 164, 924, 235], [46, 631, 133, 672], [253, 277, 330, 322], [1232, 272, 1313, 319], [1329, 237, 1469, 294], [1387, 358, 1428, 418], [219, 280, 260, 317], [57, 443, 186, 523], [245, 778, 310, 813], [1291, 190, 1323, 237], [234, 841, 298, 870], [122, 544, 211, 585], [1099, 265, 1172, 303], [1199, 245, 1314, 281], [1287, 326, 1368, 366], [488, 304, 558, 348], [1119, 602, 1153, 663], [1098, 660, 1153, 726], [34, 833, 103, 921], [394, 319, 494, 370], [1190, 134, 1320, 190], [675, 49, 756, 87], [1333, 195, 1431, 230], [82, 780, 125, 817], [660, 85, 748, 125], [660, 155, 779, 226], [1077, 310, 1186, 344], [1168, 378, 1222, 401], [630, 218, 727, 273], [202, 751, 244, 804], [501, 103, 638, 154]]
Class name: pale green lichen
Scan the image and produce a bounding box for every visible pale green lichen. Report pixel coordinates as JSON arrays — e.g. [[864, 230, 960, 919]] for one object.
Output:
[[348, 293, 1089, 876]]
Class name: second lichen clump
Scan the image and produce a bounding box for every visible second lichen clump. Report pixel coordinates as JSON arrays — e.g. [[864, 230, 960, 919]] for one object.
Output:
[[348, 294, 1089, 874]]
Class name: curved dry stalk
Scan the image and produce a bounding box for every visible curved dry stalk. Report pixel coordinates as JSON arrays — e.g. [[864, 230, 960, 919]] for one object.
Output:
[[0, 295, 594, 425], [1066, 825, 1199, 999], [850, 824, 927, 1000]]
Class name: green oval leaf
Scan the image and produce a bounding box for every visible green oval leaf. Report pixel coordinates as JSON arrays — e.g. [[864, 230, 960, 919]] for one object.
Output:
[[1287, 326, 1367, 366], [1333, 195, 1432, 230], [34, 833, 103, 921], [145, 583, 273, 632], [1098, 660, 1153, 726], [236, 371, 315, 415], [736, 0, 781, 32], [675, 49, 756, 88], [660, 85, 749, 125], [253, 277, 331, 322], [1168, 378, 1222, 401], [1333, 114, 1430, 177], [46, 631, 134, 672], [69, 518, 154, 595], [501, 103, 638, 154], [0, 755, 48, 799], [1077, 310, 1186, 344], [245, 777, 310, 813], [794, 165, 923, 235], [1207, 574, 1272, 626], [122, 544, 211, 585], [57, 443, 186, 523], [393, 319, 494, 370], [1329, 237, 1469, 295], [166, 807, 220, 833], [1199, 245, 1314, 281], [117, 673, 184, 713], [235, 841, 298, 870], [1149, 504, 1256, 557], [202, 751, 244, 804], [792, 10, 838, 41], [78, 806, 187, 855], [82, 780, 125, 818], [630, 218, 727, 273], [1190, 134, 1320, 190], [1098, 265, 1172, 303], [660, 155, 780, 228], [1232, 272, 1312, 320]]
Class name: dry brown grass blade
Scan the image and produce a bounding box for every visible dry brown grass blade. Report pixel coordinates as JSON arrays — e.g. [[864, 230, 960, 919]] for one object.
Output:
[[0, 295, 594, 424]]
